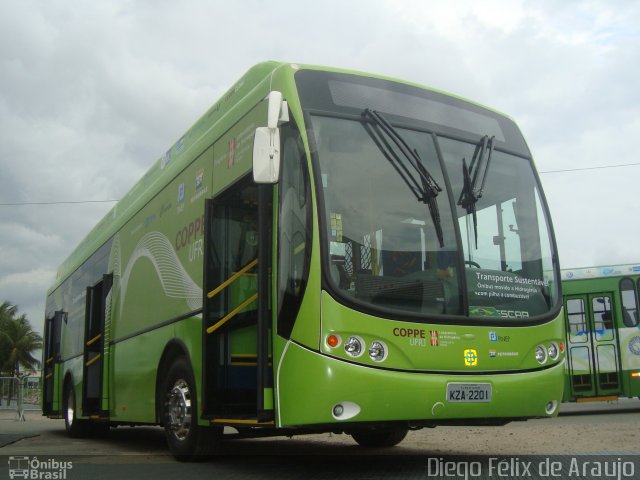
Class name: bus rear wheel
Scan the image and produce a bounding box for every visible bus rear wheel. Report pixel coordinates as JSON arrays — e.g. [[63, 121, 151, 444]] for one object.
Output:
[[161, 357, 221, 461], [63, 382, 92, 438], [350, 426, 408, 448]]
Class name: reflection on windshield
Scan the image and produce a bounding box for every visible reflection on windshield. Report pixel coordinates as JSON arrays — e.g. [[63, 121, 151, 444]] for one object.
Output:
[[312, 114, 557, 321], [313, 115, 462, 316]]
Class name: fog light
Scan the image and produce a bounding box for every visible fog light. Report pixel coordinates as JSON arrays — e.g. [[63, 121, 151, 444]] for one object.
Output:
[[535, 345, 547, 364], [344, 336, 364, 357], [548, 342, 559, 360], [331, 401, 361, 420], [368, 340, 387, 362]]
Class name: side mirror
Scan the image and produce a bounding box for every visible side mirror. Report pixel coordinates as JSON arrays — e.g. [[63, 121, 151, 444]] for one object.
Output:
[[253, 91, 287, 184], [253, 126, 280, 183]]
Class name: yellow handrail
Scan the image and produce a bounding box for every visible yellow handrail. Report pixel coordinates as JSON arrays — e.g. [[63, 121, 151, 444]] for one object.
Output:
[[86, 333, 102, 347], [86, 353, 102, 367], [206, 293, 258, 334], [207, 259, 258, 299]]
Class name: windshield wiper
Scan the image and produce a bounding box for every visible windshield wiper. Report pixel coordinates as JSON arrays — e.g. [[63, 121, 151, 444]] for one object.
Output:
[[362, 109, 444, 247], [457, 135, 495, 248]]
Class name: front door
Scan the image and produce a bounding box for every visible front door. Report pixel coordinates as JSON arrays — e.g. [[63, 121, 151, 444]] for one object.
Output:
[[202, 175, 273, 421], [565, 293, 622, 398]]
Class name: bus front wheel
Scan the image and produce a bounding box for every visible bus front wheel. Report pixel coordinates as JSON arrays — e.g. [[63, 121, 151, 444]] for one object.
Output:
[[350, 426, 408, 448], [161, 357, 221, 461]]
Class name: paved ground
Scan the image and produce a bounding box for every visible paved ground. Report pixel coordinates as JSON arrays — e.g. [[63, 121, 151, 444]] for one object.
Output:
[[1, 400, 639, 479], [1, 399, 639, 455]]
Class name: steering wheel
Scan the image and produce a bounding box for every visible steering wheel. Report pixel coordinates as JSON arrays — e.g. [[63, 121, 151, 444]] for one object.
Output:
[[464, 260, 481, 269]]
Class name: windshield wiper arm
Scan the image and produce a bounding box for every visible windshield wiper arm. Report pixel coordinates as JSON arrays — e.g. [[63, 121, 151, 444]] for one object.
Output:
[[362, 109, 444, 247], [457, 135, 495, 248]]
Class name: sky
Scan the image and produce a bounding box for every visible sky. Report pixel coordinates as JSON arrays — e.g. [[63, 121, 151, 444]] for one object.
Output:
[[1, 0, 639, 334]]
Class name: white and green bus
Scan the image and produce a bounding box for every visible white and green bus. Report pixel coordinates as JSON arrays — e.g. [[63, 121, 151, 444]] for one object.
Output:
[[43, 61, 565, 460], [562, 264, 640, 402]]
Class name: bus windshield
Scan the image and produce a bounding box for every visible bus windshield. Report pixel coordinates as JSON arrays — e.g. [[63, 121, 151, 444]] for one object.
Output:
[[299, 71, 558, 323]]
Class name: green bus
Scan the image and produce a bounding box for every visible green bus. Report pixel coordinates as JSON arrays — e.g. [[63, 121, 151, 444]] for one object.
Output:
[[562, 264, 640, 402], [42, 61, 565, 459]]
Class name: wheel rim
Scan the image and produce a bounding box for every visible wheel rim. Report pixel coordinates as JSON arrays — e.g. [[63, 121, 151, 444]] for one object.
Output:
[[66, 389, 75, 428], [167, 379, 191, 441]]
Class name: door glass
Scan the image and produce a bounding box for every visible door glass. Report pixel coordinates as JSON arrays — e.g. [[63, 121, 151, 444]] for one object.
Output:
[[566, 298, 587, 344], [207, 181, 259, 321], [277, 124, 311, 337], [592, 296, 613, 341], [570, 346, 592, 392]]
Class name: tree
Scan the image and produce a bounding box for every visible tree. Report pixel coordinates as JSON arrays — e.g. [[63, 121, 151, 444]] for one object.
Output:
[[0, 301, 43, 376]]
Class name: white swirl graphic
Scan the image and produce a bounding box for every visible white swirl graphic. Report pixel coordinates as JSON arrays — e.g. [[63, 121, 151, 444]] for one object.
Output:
[[118, 231, 203, 312]]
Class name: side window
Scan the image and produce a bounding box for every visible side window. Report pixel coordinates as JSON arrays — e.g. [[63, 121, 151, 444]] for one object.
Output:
[[277, 122, 312, 337], [621, 278, 639, 327]]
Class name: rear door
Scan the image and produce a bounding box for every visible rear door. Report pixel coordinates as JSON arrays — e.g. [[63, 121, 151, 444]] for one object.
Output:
[[43, 311, 64, 416], [82, 274, 112, 416]]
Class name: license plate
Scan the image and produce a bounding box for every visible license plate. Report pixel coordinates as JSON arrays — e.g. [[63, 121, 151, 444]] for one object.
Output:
[[446, 383, 492, 402]]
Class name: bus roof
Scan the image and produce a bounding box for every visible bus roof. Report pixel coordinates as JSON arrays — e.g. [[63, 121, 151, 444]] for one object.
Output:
[[561, 263, 640, 281]]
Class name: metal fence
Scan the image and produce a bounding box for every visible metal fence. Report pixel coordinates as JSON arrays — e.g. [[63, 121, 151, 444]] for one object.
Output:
[[0, 376, 41, 421]]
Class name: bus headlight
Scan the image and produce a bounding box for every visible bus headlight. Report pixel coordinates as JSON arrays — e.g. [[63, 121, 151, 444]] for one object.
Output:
[[548, 342, 559, 361], [344, 336, 364, 357], [535, 345, 547, 364], [368, 340, 387, 362]]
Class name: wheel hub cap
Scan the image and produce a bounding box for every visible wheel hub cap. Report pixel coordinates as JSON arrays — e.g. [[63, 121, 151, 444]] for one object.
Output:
[[167, 379, 191, 441]]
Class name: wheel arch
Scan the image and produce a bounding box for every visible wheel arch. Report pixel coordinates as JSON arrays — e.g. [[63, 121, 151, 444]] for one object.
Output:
[[155, 339, 193, 424]]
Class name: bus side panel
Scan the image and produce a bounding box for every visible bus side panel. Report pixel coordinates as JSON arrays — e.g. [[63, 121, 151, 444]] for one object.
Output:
[[50, 363, 62, 415], [111, 326, 174, 422], [104, 141, 219, 423], [620, 326, 640, 397]]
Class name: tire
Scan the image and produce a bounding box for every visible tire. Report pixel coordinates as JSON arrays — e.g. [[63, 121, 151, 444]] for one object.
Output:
[[63, 382, 92, 438], [351, 426, 409, 448], [161, 357, 222, 461]]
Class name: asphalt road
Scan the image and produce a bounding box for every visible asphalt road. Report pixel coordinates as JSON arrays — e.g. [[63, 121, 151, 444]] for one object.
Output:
[[1, 400, 639, 479]]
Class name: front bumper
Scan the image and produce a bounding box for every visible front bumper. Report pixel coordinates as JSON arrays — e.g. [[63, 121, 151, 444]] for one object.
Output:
[[276, 341, 565, 427]]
